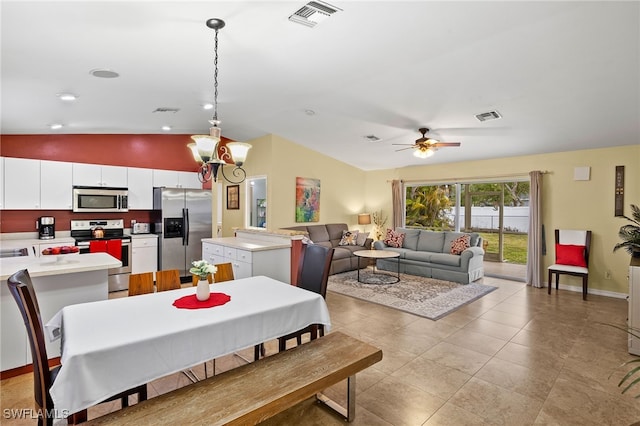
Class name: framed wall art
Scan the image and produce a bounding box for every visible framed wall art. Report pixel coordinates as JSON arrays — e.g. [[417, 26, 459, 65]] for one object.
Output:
[[227, 185, 239, 210], [295, 177, 320, 222]]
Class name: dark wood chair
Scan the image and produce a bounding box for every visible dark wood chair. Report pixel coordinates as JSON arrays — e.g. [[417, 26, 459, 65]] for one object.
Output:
[[278, 244, 334, 352], [156, 269, 181, 292], [7, 269, 147, 426], [128, 272, 154, 296], [548, 229, 592, 300]]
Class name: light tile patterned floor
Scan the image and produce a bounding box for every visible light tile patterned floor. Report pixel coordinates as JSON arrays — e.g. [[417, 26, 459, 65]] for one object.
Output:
[[2, 276, 639, 425]]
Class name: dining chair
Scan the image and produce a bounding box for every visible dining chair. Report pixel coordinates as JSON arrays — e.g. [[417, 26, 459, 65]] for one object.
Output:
[[7, 269, 147, 426], [156, 269, 181, 292], [191, 272, 213, 286], [278, 244, 334, 352], [548, 229, 592, 300], [213, 262, 234, 283], [128, 272, 154, 296]]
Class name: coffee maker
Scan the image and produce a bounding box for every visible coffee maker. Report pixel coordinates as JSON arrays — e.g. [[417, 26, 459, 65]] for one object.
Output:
[[37, 216, 55, 240]]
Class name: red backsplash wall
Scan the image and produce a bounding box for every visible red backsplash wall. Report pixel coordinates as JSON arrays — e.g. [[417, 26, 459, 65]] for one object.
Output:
[[0, 134, 224, 233]]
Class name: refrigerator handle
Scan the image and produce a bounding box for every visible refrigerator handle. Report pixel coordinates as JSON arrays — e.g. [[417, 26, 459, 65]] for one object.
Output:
[[183, 207, 189, 246]]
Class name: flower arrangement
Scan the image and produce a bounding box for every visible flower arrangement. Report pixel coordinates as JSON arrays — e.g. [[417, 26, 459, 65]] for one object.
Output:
[[189, 260, 217, 278], [372, 210, 388, 241]]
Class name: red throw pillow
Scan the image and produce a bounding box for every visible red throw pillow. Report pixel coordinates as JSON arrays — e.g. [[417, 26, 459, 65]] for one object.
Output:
[[384, 229, 405, 248], [555, 244, 587, 267], [450, 234, 471, 255]]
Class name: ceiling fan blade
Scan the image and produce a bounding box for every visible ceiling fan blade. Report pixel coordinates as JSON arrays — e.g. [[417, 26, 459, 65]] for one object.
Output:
[[391, 143, 418, 146], [394, 147, 415, 152], [432, 142, 461, 147]]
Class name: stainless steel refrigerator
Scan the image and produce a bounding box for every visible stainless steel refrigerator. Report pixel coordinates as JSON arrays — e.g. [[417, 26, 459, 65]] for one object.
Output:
[[153, 187, 212, 279]]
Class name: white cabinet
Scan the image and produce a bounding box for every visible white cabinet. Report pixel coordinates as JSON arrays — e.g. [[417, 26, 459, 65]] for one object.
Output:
[[40, 160, 73, 209], [629, 259, 640, 355], [73, 163, 127, 187], [202, 239, 290, 283], [132, 236, 158, 274], [153, 169, 202, 189], [4, 157, 40, 209], [127, 167, 153, 210]]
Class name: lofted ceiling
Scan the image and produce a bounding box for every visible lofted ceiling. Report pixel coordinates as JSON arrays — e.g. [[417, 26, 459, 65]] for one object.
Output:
[[1, 1, 638, 171]]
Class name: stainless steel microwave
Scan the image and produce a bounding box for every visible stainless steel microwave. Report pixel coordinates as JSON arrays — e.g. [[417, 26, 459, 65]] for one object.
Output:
[[72, 186, 128, 212]]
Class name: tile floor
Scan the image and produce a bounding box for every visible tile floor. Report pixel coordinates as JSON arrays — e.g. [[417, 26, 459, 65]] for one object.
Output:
[[2, 276, 640, 425]]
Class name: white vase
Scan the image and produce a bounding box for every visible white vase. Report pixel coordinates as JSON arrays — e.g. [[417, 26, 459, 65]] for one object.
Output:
[[196, 276, 210, 301]]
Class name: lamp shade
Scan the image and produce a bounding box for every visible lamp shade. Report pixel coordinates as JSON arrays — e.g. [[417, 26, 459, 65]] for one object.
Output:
[[414, 147, 435, 158], [226, 142, 252, 166], [191, 135, 218, 163], [358, 213, 371, 225]]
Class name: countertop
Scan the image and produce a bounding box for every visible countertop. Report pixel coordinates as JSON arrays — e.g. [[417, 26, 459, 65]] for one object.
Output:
[[0, 252, 121, 281], [202, 237, 291, 251]]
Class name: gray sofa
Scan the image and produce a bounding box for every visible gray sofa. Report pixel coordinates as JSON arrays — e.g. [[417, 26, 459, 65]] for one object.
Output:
[[283, 223, 373, 275], [372, 227, 485, 284]]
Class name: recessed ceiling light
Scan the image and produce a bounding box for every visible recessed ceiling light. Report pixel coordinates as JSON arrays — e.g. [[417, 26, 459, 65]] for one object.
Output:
[[203, 103, 214, 110], [50, 124, 63, 130], [161, 126, 172, 131], [57, 93, 77, 101], [90, 68, 120, 79]]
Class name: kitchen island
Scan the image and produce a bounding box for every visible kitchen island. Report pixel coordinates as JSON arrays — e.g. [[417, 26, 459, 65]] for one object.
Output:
[[1, 252, 120, 373]]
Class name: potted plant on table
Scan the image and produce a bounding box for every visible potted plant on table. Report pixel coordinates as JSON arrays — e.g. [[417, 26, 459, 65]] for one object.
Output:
[[613, 204, 640, 258]]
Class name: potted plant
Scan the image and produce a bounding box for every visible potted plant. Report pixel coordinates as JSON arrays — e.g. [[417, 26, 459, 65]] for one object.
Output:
[[613, 204, 640, 258]]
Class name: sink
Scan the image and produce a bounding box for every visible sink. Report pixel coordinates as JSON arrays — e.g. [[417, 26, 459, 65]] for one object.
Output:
[[0, 248, 29, 258]]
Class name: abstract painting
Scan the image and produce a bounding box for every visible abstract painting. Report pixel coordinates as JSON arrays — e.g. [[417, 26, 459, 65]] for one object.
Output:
[[295, 177, 320, 222]]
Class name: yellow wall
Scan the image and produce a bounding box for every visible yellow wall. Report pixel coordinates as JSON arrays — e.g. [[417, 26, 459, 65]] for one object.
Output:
[[364, 145, 640, 294]]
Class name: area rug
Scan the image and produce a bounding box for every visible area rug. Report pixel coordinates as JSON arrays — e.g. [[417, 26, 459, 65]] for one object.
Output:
[[327, 269, 497, 320]]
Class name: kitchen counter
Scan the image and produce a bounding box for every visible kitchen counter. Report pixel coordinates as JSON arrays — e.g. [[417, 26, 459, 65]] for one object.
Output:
[[1, 252, 118, 372], [0, 252, 120, 281], [201, 237, 290, 252]]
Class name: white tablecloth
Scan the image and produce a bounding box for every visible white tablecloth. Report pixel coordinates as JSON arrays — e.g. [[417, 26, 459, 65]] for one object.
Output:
[[45, 276, 331, 415]]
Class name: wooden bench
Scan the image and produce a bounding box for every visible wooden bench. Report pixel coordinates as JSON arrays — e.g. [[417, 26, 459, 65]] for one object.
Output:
[[85, 331, 382, 425]]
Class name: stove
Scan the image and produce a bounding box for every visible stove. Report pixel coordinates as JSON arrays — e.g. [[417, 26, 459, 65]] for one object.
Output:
[[71, 219, 132, 292]]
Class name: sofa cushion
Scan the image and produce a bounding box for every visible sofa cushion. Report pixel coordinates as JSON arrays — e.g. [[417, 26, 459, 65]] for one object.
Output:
[[450, 234, 471, 255], [326, 223, 348, 247], [429, 252, 462, 267], [384, 229, 405, 248], [339, 230, 359, 246], [404, 251, 433, 262], [417, 231, 445, 253], [396, 227, 421, 251], [332, 247, 354, 260], [356, 231, 370, 246], [306, 225, 331, 244]]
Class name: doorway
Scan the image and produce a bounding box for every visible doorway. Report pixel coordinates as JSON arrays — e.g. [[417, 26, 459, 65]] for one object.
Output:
[[246, 176, 267, 229]]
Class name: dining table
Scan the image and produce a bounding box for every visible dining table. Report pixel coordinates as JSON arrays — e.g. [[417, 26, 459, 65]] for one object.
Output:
[[45, 275, 331, 416]]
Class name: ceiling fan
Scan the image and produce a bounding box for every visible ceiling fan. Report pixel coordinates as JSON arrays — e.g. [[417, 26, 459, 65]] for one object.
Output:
[[393, 128, 461, 158]]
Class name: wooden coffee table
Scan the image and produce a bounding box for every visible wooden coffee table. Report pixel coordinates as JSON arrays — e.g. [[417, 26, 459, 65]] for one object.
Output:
[[353, 250, 400, 284]]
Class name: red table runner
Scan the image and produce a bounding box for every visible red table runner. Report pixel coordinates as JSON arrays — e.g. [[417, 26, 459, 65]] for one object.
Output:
[[172, 293, 231, 309]]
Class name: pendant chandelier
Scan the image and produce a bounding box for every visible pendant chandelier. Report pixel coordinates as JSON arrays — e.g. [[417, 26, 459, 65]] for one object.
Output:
[[188, 18, 251, 184]]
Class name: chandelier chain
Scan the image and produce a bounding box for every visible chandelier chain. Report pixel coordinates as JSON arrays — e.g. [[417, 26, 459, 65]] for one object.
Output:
[[213, 28, 219, 122]]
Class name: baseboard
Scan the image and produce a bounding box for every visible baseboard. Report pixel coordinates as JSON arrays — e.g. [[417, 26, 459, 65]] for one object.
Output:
[[548, 283, 628, 299]]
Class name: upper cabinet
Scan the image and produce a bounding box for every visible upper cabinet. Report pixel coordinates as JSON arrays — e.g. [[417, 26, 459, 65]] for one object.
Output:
[[41, 160, 73, 209], [127, 167, 153, 210], [72, 163, 127, 187], [4, 157, 41, 209], [152, 169, 202, 189]]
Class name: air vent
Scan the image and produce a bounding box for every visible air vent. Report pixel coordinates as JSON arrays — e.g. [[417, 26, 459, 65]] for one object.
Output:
[[475, 110, 502, 122], [152, 107, 180, 113], [289, 1, 342, 28], [363, 135, 381, 142]]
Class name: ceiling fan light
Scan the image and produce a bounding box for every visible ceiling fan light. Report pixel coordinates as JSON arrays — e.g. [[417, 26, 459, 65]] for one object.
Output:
[[413, 147, 434, 159]]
